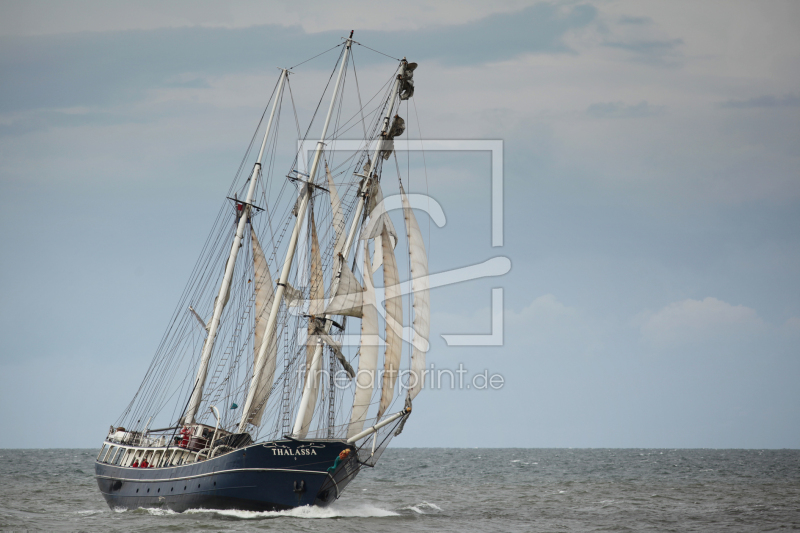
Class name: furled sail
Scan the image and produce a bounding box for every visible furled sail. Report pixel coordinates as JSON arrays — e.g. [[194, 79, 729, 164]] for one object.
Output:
[[299, 212, 325, 435], [380, 115, 406, 160], [399, 62, 417, 100], [376, 225, 403, 419], [308, 317, 355, 379], [282, 281, 304, 307], [347, 241, 380, 439], [324, 255, 364, 317], [246, 227, 277, 426], [402, 183, 429, 401]]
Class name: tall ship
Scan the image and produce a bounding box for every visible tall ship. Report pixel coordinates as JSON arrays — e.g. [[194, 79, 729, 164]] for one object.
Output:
[[95, 33, 429, 512]]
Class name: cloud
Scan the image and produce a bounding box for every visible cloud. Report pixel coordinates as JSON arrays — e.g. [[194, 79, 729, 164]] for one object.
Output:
[[602, 38, 684, 66], [586, 100, 663, 118], [720, 94, 800, 109], [638, 297, 766, 346], [0, 3, 597, 114], [782, 316, 800, 335], [618, 16, 653, 25], [505, 294, 610, 357], [511, 293, 576, 320]]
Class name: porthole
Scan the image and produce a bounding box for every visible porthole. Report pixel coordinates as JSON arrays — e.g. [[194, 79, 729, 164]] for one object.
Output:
[[213, 482, 216, 486], [146, 488, 150, 493], [171, 487, 174, 492], [157, 488, 160, 493], [184, 486, 187, 490], [198, 483, 201, 488], [136, 489, 139, 493]]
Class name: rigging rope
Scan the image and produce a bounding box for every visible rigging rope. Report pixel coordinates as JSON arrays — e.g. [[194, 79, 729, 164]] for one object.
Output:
[[353, 41, 402, 62], [288, 43, 343, 70]]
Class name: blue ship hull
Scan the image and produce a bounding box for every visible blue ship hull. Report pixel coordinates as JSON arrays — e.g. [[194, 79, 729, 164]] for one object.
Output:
[[95, 439, 359, 512]]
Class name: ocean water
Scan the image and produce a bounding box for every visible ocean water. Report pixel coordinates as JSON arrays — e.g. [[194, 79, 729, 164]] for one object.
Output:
[[1, 448, 798, 532]]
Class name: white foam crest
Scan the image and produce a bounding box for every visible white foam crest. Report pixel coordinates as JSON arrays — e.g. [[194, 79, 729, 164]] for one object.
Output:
[[142, 508, 179, 516], [184, 503, 399, 520], [113, 507, 178, 516], [404, 501, 442, 514], [74, 510, 103, 516]]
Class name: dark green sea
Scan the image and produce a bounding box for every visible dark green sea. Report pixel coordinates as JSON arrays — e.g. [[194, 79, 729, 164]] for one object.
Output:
[[1, 448, 798, 531]]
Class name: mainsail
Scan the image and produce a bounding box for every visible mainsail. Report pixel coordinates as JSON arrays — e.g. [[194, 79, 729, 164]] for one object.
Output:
[[246, 227, 277, 426], [377, 225, 403, 419], [347, 240, 379, 439], [401, 183, 429, 401], [326, 164, 346, 259], [298, 212, 325, 437]]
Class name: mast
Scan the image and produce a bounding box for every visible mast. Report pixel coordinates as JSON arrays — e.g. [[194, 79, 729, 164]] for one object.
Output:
[[239, 35, 354, 433], [342, 60, 406, 258], [183, 68, 288, 426], [290, 60, 406, 438]]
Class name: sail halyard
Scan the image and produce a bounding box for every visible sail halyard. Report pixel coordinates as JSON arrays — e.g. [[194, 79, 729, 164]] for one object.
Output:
[[243, 37, 354, 434], [183, 68, 288, 426]]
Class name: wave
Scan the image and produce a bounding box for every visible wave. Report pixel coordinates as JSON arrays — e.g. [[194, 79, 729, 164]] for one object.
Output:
[[184, 503, 399, 519], [403, 501, 443, 514]]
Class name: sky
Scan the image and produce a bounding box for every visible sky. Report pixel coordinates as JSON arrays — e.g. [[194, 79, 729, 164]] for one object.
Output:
[[0, 0, 798, 449]]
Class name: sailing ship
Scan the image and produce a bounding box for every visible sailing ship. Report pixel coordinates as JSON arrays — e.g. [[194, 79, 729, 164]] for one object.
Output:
[[94, 34, 429, 512]]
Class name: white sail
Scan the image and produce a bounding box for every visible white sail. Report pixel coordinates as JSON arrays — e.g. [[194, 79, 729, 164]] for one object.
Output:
[[299, 213, 324, 435], [347, 240, 380, 439], [308, 212, 324, 317], [377, 225, 403, 419], [247, 227, 277, 426], [326, 164, 346, 259], [361, 181, 398, 270], [402, 184, 429, 401], [324, 255, 364, 317]]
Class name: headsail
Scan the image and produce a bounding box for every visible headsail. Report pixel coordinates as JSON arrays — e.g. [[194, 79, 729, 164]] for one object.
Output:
[[402, 183, 429, 401], [347, 240, 380, 439], [246, 227, 277, 426], [377, 225, 403, 419]]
